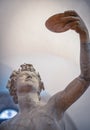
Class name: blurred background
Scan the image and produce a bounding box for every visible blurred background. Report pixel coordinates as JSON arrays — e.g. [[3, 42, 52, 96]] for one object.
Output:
[[0, 0, 90, 130]]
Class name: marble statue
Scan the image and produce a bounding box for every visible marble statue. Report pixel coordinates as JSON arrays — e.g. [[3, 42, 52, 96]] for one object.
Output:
[[0, 10, 90, 130]]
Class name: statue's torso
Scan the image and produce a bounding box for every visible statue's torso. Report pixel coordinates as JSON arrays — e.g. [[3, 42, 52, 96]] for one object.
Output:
[[0, 105, 62, 130]]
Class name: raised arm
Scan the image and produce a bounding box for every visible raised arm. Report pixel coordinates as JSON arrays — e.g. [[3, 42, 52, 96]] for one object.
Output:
[[46, 10, 90, 112]]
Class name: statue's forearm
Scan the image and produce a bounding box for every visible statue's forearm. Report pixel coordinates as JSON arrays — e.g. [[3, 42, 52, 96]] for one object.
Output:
[[54, 33, 90, 112], [79, 33, 90, 81]]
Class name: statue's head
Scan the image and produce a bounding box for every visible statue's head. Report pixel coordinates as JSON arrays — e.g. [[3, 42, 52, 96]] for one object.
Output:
[[6, 63, 45, 104]]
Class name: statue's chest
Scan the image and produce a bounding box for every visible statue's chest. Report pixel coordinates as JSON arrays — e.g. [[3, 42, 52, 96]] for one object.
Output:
[[10, 109, 60, 130]]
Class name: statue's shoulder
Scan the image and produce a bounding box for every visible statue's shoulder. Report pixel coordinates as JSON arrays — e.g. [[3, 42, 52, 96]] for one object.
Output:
[[0, 114, 20, 130], [0, 117, 31, 130], [0, 119, 10, 130]]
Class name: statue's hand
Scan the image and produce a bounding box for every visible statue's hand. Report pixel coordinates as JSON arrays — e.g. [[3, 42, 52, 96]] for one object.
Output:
[[45, 10, 88, 36]]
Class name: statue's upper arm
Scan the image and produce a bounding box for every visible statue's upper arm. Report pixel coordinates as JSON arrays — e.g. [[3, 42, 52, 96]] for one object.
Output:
[[47, 76, 89, 113]]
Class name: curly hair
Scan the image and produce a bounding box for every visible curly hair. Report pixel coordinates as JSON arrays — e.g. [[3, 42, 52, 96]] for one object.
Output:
[[6, 63, 45, 104]]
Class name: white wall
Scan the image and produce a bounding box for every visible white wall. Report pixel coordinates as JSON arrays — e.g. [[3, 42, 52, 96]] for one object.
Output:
[[0, 0, 90, 130]]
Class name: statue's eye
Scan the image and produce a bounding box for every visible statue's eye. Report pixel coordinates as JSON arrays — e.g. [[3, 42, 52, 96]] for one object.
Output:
[[0, 109, 18, 119]]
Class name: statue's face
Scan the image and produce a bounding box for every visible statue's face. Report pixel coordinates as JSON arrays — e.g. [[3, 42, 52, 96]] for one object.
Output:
[[15, 71, 40, 94]]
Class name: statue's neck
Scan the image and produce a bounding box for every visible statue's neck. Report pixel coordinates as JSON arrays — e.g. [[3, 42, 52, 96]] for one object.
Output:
[[17, 92, 40, 113]]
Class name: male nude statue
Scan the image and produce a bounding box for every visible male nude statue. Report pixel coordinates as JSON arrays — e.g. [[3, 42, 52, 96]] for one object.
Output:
[[0, 10, 90, 130]]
